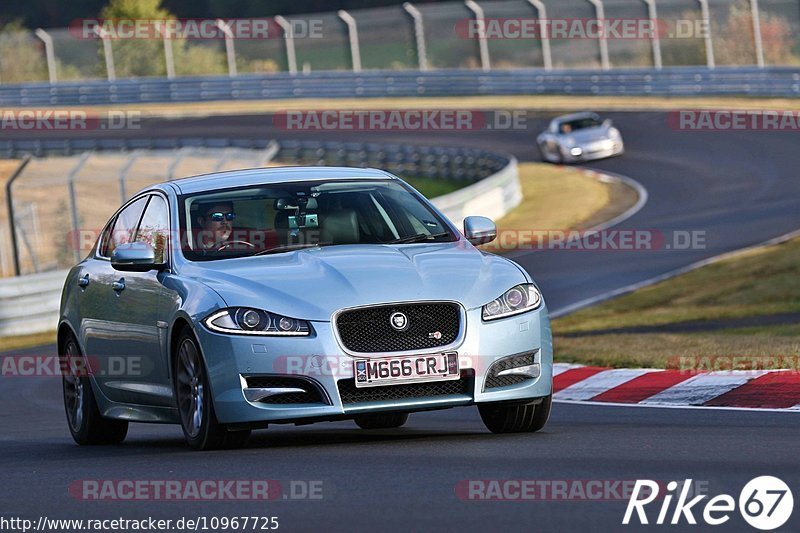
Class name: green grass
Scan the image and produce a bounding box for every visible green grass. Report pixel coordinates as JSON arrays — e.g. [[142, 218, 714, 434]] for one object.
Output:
[[553, 237, 800, 368], [401, 176, 466, 199]]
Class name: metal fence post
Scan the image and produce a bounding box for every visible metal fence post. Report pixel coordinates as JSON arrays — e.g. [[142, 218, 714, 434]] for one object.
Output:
[[94, 28, 116, 81], [587, 0, 610, 70], [34, 29, 58, 83], [465, 0, 491, 71], [403, 3, 429, 71], [167, 148, 193, 180], [642, 0, 662, 69], [67, 152, 92, 264], [274, 16, 298, 75], [213, 148, 234, 172], [527, 0, 552, 71], [215, 19, 238, 77], [4, 155, 32, 276], [697, 0, 715, 68], [155, 23, 176, 79], [259, 141, 280, 167], [338, 10, 363, 73], [118, 150, 141, 204], [750, 0, 765, 67]]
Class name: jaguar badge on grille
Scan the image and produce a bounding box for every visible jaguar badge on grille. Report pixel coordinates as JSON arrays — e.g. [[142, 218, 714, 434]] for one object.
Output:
[[389, 312, 409, 331]]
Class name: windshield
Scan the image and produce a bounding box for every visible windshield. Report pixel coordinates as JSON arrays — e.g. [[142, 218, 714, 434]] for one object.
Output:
[[559, 116, 602, 134], [179, 178, 457, 261]]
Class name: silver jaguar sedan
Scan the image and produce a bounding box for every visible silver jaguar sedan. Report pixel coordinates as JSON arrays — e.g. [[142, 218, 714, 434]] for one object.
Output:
[[537, 111, 624, 164], [58, 166, 553, 450]]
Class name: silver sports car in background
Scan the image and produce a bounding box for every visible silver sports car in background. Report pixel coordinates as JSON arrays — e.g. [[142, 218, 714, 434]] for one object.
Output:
[[537, 112, 624, 164], [59, 167, 553, 450]]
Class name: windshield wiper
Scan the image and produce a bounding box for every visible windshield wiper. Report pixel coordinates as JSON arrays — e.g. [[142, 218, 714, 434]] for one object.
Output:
[[253, 243, 321, 256], [385, 231, 451, 244]]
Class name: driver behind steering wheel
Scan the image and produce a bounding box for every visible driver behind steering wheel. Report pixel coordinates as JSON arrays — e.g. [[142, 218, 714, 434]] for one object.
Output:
[[195, 201, 237, 253]]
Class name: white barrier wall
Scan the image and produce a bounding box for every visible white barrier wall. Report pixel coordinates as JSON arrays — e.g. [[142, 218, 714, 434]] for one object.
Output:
[[432, 156, 521, 228], [0, 269, 67, 336]]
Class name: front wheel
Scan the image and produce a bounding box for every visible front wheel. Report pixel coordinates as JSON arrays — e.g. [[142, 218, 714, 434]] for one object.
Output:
[[354, 412, 409, 429], [175, 330, 250, 450], [62, 335, 128, 445], [478, 395, 551, 434], [538, 142, 561, 164]]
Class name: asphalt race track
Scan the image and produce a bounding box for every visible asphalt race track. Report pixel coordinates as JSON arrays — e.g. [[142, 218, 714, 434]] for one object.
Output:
[[1, 111, 799, 531]]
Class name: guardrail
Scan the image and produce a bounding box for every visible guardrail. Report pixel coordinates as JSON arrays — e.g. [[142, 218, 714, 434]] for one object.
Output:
[[1, 67, 799, 107], [0, 139, 519, 336], [0, 269, 66, 336]]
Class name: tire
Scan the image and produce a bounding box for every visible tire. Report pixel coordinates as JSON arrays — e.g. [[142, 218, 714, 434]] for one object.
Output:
[[354, 412, 409, 430], [478, 395, 552, 434], [61, 334, 128, 445], [538, 142, 561, 164], [174, 329, 250, 450]]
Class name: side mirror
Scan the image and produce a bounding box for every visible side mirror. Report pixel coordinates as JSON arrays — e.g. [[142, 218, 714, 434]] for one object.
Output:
[[111, 242, 162, 272], [463, 216, 497, 245], [603, 118, 613, 128]]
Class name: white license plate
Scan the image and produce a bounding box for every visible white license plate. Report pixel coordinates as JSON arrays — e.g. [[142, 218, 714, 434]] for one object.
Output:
[[353, 352, 459, 388]]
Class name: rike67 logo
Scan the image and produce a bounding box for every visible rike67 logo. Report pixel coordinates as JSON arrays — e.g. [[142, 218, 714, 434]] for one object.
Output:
[[624, 477, 794, 530]]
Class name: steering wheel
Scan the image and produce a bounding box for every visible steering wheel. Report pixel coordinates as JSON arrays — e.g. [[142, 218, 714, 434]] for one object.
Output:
[[214, 240, 256, 252]]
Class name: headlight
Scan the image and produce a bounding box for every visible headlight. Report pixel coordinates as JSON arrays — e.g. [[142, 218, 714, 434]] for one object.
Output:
[[204, 307, 311, 336], [482, 284, 542, 321]]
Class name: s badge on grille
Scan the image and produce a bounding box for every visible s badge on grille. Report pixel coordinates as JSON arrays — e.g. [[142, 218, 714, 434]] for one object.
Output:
[[389, 312, 409, 331], [428, 331, 442, 340]]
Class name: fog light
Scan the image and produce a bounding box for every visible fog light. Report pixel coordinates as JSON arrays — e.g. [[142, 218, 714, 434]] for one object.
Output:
[[570, 147, 583, 157]]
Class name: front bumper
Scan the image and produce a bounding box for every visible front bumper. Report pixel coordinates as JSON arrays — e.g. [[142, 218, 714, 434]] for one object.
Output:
[[563, 139, 624, 163], [196, 305, 554, 424]]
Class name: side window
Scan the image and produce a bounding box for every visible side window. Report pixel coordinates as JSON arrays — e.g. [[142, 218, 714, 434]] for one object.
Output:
[[135, 195, 170, 264], [104, 196, 148, 258], [98, 218, 116, 258]]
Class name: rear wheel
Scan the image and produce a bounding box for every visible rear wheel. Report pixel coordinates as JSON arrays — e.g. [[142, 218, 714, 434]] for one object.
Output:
[[61, 334, 128, 445], [354, 412, 409, 430], [175, 330, 250, 450], [478, 395, 551, 434]]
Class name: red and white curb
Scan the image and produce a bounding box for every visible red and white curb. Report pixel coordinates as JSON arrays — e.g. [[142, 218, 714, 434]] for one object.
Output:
[[553, 364, 800, 411]]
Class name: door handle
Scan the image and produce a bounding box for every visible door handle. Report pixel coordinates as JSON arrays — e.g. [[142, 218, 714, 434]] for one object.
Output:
[[111, 278, 126, 292], [78, 274, 89, 288]]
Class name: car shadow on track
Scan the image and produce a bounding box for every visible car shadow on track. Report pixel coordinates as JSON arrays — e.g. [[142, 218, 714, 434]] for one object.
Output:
[[31, 425, 556, 456]]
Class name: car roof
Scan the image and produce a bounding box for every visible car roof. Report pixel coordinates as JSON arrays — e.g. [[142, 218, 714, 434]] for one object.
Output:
[[166, 166, 396, 194], [553, 111, 600, 124]]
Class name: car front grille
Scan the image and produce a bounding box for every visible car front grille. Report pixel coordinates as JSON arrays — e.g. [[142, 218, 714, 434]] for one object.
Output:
[[337, 372, 473, 405], [244, 376, 327, 405], [335, 302, 461, 354], [484, 352, 537, 390]]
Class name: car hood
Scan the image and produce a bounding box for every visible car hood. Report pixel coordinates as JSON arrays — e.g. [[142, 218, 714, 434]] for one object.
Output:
[[181, 242, 529, 321]]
